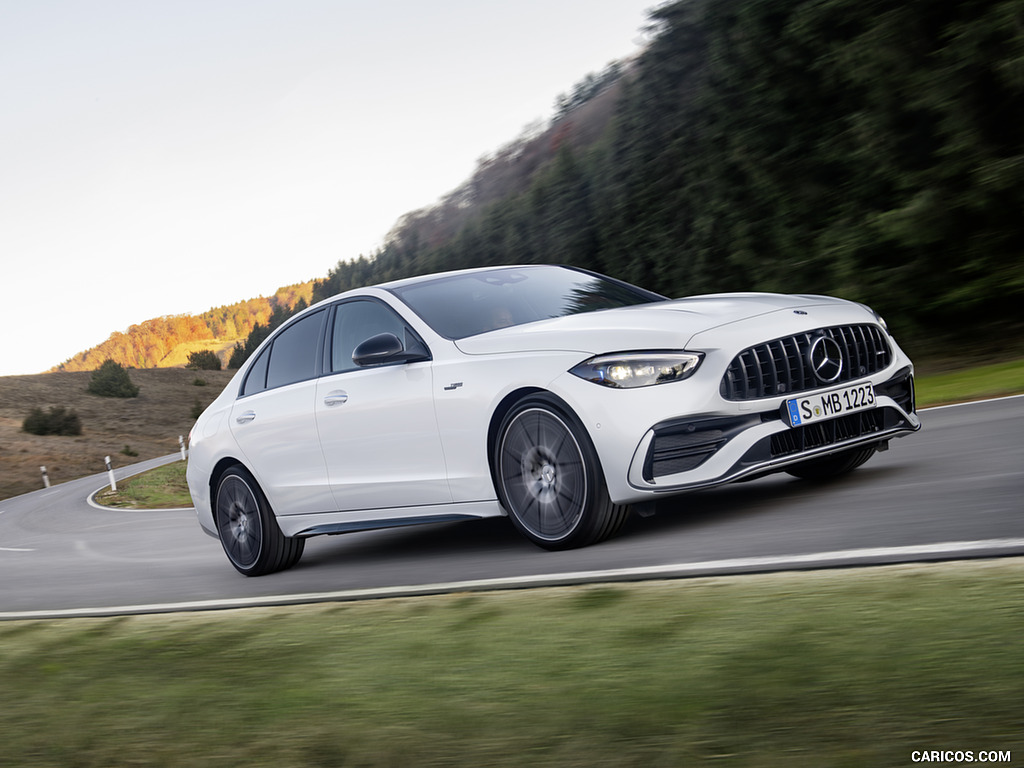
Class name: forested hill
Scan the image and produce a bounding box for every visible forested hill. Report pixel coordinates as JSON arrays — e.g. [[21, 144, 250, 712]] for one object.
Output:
[[64, 0, 1023, 372], [55, 282, 314, 372], [309, 0, 1022, 354]]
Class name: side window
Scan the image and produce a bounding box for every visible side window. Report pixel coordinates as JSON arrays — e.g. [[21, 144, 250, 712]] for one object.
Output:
[[330, 300, 416, 374], [265, 309, 325, 389], [241, 346, 270, 396]]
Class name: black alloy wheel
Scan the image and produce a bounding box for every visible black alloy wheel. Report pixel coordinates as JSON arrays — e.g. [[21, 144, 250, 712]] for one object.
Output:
[[495, 395, 629, 550], [214, 465, 304, 576]]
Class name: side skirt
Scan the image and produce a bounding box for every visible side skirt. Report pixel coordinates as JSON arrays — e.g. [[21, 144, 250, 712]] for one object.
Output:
[[279, 500, 506, 539]]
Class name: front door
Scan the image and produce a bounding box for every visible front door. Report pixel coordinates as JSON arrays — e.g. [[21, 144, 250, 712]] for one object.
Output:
[[315, 299, 451, 512]]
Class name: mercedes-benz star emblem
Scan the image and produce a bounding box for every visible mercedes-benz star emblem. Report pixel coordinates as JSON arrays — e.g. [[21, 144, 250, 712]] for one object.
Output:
[[808, 335, 844, 383]]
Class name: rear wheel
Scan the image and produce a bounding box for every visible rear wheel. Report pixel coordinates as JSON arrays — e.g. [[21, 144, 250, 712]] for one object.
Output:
[[214, 465, 304, 576], [495, 395, 629, 550], [785, 446, 877, 481]]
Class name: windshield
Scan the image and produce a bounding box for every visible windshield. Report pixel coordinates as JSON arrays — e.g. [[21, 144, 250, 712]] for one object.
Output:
[[387, 266, 665, 339]]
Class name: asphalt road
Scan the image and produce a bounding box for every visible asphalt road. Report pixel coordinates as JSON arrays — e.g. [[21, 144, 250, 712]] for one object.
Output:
[[1, 396, 1021, 619]]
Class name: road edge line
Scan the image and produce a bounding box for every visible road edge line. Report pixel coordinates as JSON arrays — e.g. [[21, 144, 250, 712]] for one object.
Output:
[[4, 538, 1023, 621]]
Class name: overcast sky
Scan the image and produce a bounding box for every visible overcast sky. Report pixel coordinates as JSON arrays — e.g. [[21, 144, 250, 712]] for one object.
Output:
[[0, 0, 657, 376]]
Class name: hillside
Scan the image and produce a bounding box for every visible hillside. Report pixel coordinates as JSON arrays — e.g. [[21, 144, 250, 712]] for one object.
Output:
[[55, 282, 316, 373], [0, 368, 234, 500]]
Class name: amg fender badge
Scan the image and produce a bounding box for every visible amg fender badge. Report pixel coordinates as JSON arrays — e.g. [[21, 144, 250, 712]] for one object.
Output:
[[444, 382, 464, 391]]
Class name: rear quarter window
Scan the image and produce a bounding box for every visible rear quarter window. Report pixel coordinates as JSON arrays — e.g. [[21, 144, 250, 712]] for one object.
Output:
[[240, 309, 325, 396]]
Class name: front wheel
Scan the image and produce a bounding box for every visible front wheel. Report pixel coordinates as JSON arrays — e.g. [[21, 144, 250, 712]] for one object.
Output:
[[214, 465, 304, 576], [494, 395, 629, 550]]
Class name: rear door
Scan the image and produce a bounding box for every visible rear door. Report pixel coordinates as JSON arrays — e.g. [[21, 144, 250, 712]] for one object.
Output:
[[229, 309, 335, 515]]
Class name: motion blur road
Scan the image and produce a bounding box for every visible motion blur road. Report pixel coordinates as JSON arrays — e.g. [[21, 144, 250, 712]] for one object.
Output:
[[1, 397, 1021, 619]]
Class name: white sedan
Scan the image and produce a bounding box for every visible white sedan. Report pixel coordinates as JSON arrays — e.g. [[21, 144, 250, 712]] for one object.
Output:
[[186, 265, 920, 575]]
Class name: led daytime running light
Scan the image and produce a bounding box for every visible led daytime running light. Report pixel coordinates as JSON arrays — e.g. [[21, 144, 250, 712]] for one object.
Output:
[[570, 352, 703, 388]]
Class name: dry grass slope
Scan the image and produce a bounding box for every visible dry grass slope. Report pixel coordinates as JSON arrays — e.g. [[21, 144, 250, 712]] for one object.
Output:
[[0, 367, 234, 500]]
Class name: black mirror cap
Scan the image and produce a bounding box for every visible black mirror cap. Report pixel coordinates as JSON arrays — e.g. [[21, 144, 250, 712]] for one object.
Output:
[[352, 332, 430, 367]]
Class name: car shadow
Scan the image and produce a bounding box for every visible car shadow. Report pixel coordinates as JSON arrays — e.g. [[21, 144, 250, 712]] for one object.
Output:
[[295, 463, 908, 570], [624, 463, 908, 537], [298, 516, 530, 569]]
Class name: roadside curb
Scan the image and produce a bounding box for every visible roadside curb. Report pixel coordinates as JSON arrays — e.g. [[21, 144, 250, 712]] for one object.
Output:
[[86, 454, 195, 513], [86, 487, 195, 513], [3, 544, 1023, 621]]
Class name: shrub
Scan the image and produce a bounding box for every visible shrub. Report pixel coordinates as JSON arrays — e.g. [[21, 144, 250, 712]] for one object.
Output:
[[23, 406, 83, 436], [87, 360, 139, 398], [228, 342, 247, 369], [191, 398, 205, 419], [186, 350, 221, 371]]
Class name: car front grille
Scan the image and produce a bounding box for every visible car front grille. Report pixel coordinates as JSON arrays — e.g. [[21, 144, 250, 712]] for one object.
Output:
[[721, 324, 891, 401], [770, 409, 886, 458]]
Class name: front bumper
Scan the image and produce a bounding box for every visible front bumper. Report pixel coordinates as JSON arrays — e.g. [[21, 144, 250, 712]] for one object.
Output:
[[623, 367, 919, 500], [550, 352, 920, 507]]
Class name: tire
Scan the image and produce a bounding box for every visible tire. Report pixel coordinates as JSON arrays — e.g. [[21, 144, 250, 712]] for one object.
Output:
[[494, 395, 629, 550], [214, 465, 304, 576], [785, 446, 877, 481]]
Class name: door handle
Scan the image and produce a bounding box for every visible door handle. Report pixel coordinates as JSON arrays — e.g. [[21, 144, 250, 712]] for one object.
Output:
[[324, 390, 349, 407], [236, 410, 256, 424]]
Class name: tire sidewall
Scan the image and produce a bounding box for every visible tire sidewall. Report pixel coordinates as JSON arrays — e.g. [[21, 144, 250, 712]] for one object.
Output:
[[214, 465, 268, 575], [495, 394, 605, 548]]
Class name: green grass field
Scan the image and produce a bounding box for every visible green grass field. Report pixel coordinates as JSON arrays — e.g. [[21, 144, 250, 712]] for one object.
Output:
[[915, 357, 1024, 407], [2, 560, 1021, 767]]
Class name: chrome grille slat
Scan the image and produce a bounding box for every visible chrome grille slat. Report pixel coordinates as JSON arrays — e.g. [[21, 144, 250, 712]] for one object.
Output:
[[754, 346, 770, 395], [834, 326, 855, 376], [721, 324, 892, 401], [782, 336, 804, 392], [853, 325, 868, 374]]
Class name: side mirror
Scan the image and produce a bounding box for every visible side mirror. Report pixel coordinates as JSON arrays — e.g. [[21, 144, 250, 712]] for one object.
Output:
[[352, 332, 429, 367]]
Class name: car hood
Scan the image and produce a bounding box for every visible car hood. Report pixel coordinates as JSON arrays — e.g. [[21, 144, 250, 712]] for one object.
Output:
[[454, 293, 859, 355]]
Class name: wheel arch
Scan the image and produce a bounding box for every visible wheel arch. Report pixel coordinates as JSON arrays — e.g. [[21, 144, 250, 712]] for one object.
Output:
[[486, 387, 545, 491], [209, 456, 249, 505]]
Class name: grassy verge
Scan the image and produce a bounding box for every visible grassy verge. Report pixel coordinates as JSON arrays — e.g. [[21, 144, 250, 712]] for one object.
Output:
[[914, 357, 1024, 407], [2, 560, 1021, 767], [93, 460, 189, 509]]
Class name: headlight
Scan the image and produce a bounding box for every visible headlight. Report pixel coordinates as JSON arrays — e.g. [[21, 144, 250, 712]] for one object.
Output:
[[569, 351, 703, 388]]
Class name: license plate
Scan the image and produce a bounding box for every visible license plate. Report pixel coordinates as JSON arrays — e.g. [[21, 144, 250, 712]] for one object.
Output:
[[785, 382, 876, 427]]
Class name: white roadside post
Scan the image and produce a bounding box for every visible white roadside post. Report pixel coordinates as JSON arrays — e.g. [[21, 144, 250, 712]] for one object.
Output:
[[41, 466, 50, 489], [179, 435, 186, 461], [105, 456, 117, 493]]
